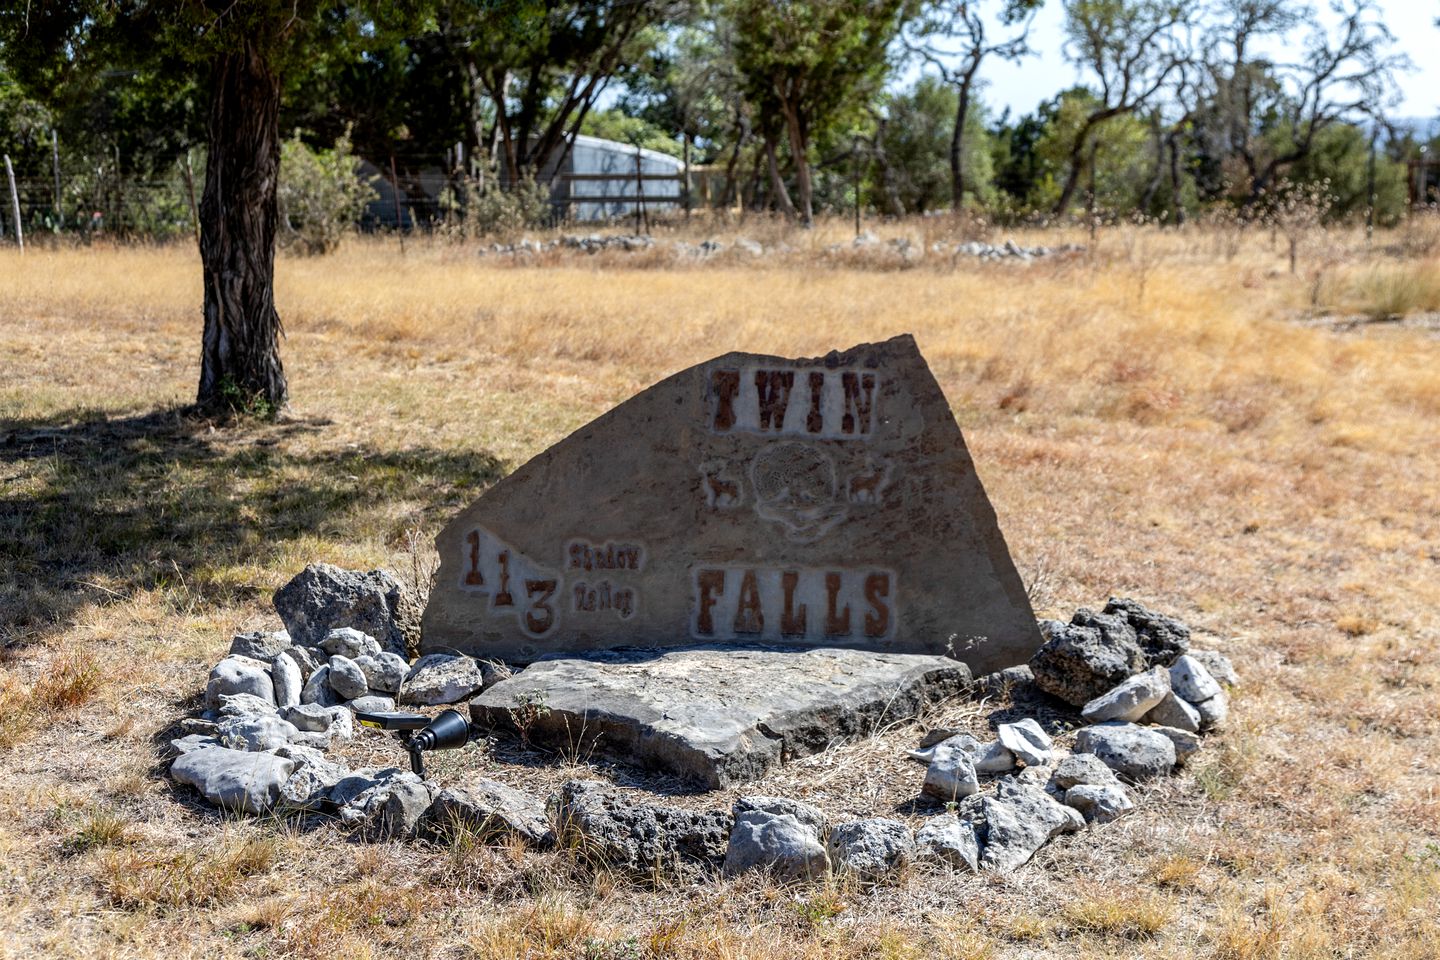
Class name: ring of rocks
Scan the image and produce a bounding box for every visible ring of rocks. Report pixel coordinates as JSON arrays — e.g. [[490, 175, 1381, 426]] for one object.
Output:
[[171, 562, 1238, 883]]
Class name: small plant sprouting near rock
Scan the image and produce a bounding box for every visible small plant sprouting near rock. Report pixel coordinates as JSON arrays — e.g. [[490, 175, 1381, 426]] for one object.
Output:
[[509, 692, 551, 748]]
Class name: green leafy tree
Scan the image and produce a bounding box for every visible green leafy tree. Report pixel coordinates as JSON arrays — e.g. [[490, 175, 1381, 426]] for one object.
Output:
[[729, 0, 911, 226], [1053, 0, 1191, 213], [903, 0, 1041, 211], [0, 3, 415, 414], [875, 75, 995, 211]]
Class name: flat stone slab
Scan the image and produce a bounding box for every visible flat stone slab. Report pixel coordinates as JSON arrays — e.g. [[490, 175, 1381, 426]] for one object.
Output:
[[422, 335, 1040, 676], [470, 645, 970, 789]]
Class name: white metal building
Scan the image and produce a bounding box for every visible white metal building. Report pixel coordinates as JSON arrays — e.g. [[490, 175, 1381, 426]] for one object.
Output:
[[555, 134, 684, 221]]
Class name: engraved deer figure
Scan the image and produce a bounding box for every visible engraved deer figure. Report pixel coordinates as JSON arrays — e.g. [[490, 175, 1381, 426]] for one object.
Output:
[[847, 457, 892, 504]]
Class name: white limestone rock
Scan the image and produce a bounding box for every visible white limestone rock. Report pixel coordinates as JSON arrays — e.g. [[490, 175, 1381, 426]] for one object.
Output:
[[271, 652, 303, 708], [1073, 722, 1176, 781], [915, 814, 980, 871], [204, 656, 273, 711], [1170, 655, 1224, 704], [354, 652, 408, 695], [922, 739, 980, 801], [826, 818, 914, 881], [301, 665, 342, 707], [1141, 690, 1202, 732], [216, 714, 301, 752], [1189, 649, 1239, 687], [321, 627, 383, 662], [1080, 666, 1171, 723], [171, 746, 294, 814], [398, 654, 493, 706], [723, 796, 829, 882], [1064, 783, 1134, 824], [997, 718, 1054, 767]]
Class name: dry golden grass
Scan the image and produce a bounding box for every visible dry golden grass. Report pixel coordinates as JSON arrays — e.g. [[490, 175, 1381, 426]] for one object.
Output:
[[1, 217, 1439, 958]]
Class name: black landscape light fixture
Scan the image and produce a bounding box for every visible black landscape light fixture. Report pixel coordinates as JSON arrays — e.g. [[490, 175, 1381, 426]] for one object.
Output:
[[355, 708, 471, 778]]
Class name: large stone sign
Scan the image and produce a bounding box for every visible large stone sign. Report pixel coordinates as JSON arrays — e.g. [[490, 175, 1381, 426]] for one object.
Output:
[[422, 334, 1040, 675]]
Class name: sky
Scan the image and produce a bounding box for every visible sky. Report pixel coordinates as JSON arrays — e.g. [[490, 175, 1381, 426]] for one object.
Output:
[[973, 0, 1440, 130]]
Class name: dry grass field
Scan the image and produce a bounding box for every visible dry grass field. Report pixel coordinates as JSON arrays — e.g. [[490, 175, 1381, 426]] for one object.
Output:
[[1, 217, 1439, 959]]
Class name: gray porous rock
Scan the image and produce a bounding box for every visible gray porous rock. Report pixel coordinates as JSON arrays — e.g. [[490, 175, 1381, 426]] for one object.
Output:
[[170, 746, 294, 814], [1169, 655, 1224, 705], [1073, 722, 1176, 781], [1189, 649, 1239, 687], [1102, 597, 1191, 667], [1050, 753, 1120, 791], [271, 652, 303, 709], [274, 744, 351, 809], [826, 819, 915, 881], [1069, 608, 1142, 650], [204, 656, 274, 711], [915, 814, 980, 871], [1064, 783, 1134, 824], [976, 782, 1084, 874], [326, 654, 369, 701], [329, 768, 428, 827], [923, 737, 982, 801], [1029, 622, 1146, 707], [369, 781, 440, 840], [723, 796, 829, 882], [1192, 690, 1230, 730], [997, 718, 1054, 767], [355, 652, 409, 695], [301, 665, 343, 708], [399, 654, 495, 706], [321, 627, 383, 662], [556, 780, 732, 874], [977, 664, 1035, 698], [1081, 666, 1172, 723], [229, 630, 292, 661], [284, 645, 325, 681], [216, 714, 300, 752], [348, 694, 396, 714], [1150, 725, 1201, 765], [273, 564, 421, 657], [417, 780, 556, 848], [1141, 690, 1202, 732], [217, 692, 280, 719]]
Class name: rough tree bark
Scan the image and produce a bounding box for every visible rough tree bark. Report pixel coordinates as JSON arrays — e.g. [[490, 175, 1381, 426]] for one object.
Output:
[[949, 60, 981, 210], [196, 37, 287, 413]]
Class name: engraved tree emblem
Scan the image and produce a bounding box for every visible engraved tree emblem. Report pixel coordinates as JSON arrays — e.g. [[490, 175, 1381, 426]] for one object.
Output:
[[749, 442, 848, 543]]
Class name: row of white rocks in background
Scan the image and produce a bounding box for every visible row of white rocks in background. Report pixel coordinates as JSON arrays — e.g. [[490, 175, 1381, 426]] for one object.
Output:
[[473, 233, 1078, 262]]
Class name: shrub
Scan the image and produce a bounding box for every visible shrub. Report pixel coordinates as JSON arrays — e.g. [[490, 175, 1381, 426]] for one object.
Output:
[[277, 128, 375, 256]]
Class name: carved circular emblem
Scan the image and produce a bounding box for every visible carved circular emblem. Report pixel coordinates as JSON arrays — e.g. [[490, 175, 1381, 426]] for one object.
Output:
[[750, 442, 847, 543], [751, 441, 837, 506]]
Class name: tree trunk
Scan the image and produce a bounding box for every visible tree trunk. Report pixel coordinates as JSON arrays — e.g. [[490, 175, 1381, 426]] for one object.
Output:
[[1053, 135, 1090, 215], [764, 132, 797, 219], [196, 38, 287, 414], [779, 100, 813, 227], [1167, 132, 1185, 226], [950, 63, 981, 211], [1140, 115, 1164, 215]]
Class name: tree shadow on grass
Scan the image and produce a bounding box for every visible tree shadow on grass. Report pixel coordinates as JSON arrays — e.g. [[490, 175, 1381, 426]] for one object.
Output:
[[0, 406, 506, 647]]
